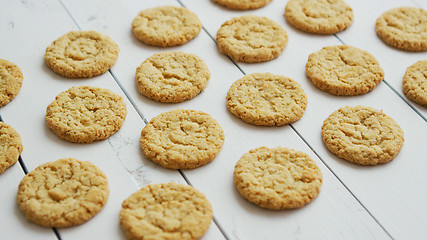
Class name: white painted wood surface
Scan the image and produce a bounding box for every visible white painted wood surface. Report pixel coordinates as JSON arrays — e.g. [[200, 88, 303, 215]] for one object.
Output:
[[1, 0, 426, 239]]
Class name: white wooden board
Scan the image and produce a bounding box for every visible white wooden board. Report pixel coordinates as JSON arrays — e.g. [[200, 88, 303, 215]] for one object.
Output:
[[1, 0, 427, 239]]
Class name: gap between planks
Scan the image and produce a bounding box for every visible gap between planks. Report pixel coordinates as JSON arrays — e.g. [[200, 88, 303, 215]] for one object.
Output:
[[0, 115, 62, 240]]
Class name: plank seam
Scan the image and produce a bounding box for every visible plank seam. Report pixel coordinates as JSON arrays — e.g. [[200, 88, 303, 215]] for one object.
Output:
[[178, 170, 232, 240], [57, 0, 150, 125], [382, 80, 427, 123], [108, 70, 149, 124], [289, 125, 394, 240], [0, 114, 61, 240]]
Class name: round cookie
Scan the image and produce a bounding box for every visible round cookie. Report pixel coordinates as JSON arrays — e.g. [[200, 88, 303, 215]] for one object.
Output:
[[0, 122, 23, 174], [226, 73, 307, 126], [376, 7, 427, 52], [120, 183, 212, 240], [136, 51, 210, 103], [402, 60, 427, 107], [216, 15, 288, 63], [234, 146, 323, 210], [17, 158, 109, 227], [140, 109, 224, 169], [212, 0, 271, 10], [46, 86, 127, 144], [45, 30, 119, 78], [0, 59, 23, 107], [322, 106, 404, 165], [132, 6, 202, 47], [306, 45, 384, 96], [285, 0, 353, 34]]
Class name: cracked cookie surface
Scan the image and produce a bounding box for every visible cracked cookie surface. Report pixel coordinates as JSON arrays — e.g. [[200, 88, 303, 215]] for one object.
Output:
[[120, 182, 212, 240], [140, 109, 224, 169], [216, 15, 288, 63], [132, 6, 202, 47], [322, 106, 404, 165], [234, 146, 322, 210], [0, 122, 23, 174], [44, 31, 119, 78], [402, 60, 427, 107], [136, 51, 210, 103], [212, 0, 271, 10], [376, 7, 427, 52], [17, 158, 109, 227], [285, 0, 353, 34], [46, 86, 127, 143], [0, 59, 23, 107], [306, 45, 384, 96], [226, 73, 307, 126]]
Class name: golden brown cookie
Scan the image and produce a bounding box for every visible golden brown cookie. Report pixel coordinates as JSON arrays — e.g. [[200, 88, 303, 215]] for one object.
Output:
[[132, 6, 202, 47], [322, 106, 404, 165], [0, 122, 23, 174], [306, 45, 384, 96], [234, 146, 322, 210], [136, 51, 210, 103], [402, 60, 427, 107], [285, 0, 353, 34], [120, 183, 212, 240], [45, 31, 119, 78], [216, 15, 288, 63], [140, 109, 224, 169], [46, 86, 127, 143], [17, 158, 109, 227], [376, 7, 427, 52], [0, 59, 23, 107], [226, 73, 307, 126], [212, 0, 271, 10]]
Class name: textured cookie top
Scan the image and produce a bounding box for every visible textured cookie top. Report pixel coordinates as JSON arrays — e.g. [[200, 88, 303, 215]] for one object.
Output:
[[120, 183, 213, 240], [234, 147, 322, 210], [46, 86, 127, 143], [322, 106, 404, 165], [376, 7, 427, 52], [17, 158, 109, 227], [403, 60, 427, 107], [140, 109, 224, 169], [285, 0, 353, 34], [45, 31, 119, 78], [136, 51, 210, 103], [216, 15, 288, 63], [132, 6, 202, 47], [0, 122, 23, 174], [306, 45, 384, 96], [0, 59, 23, 107], [226, 73, 307, 126], [213, 0, 272, 10]]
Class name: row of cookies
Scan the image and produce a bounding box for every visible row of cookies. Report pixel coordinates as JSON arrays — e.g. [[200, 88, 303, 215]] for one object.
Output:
[[2, 3, 424, 105], [215, 0, 426, 52], [15, 156, 214, 239]]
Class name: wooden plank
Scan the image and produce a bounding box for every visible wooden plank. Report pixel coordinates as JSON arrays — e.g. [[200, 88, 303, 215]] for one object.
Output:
[[0, 0, 195, 239], [61, 0, 395, 238], [181, 0, 427, 239]]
